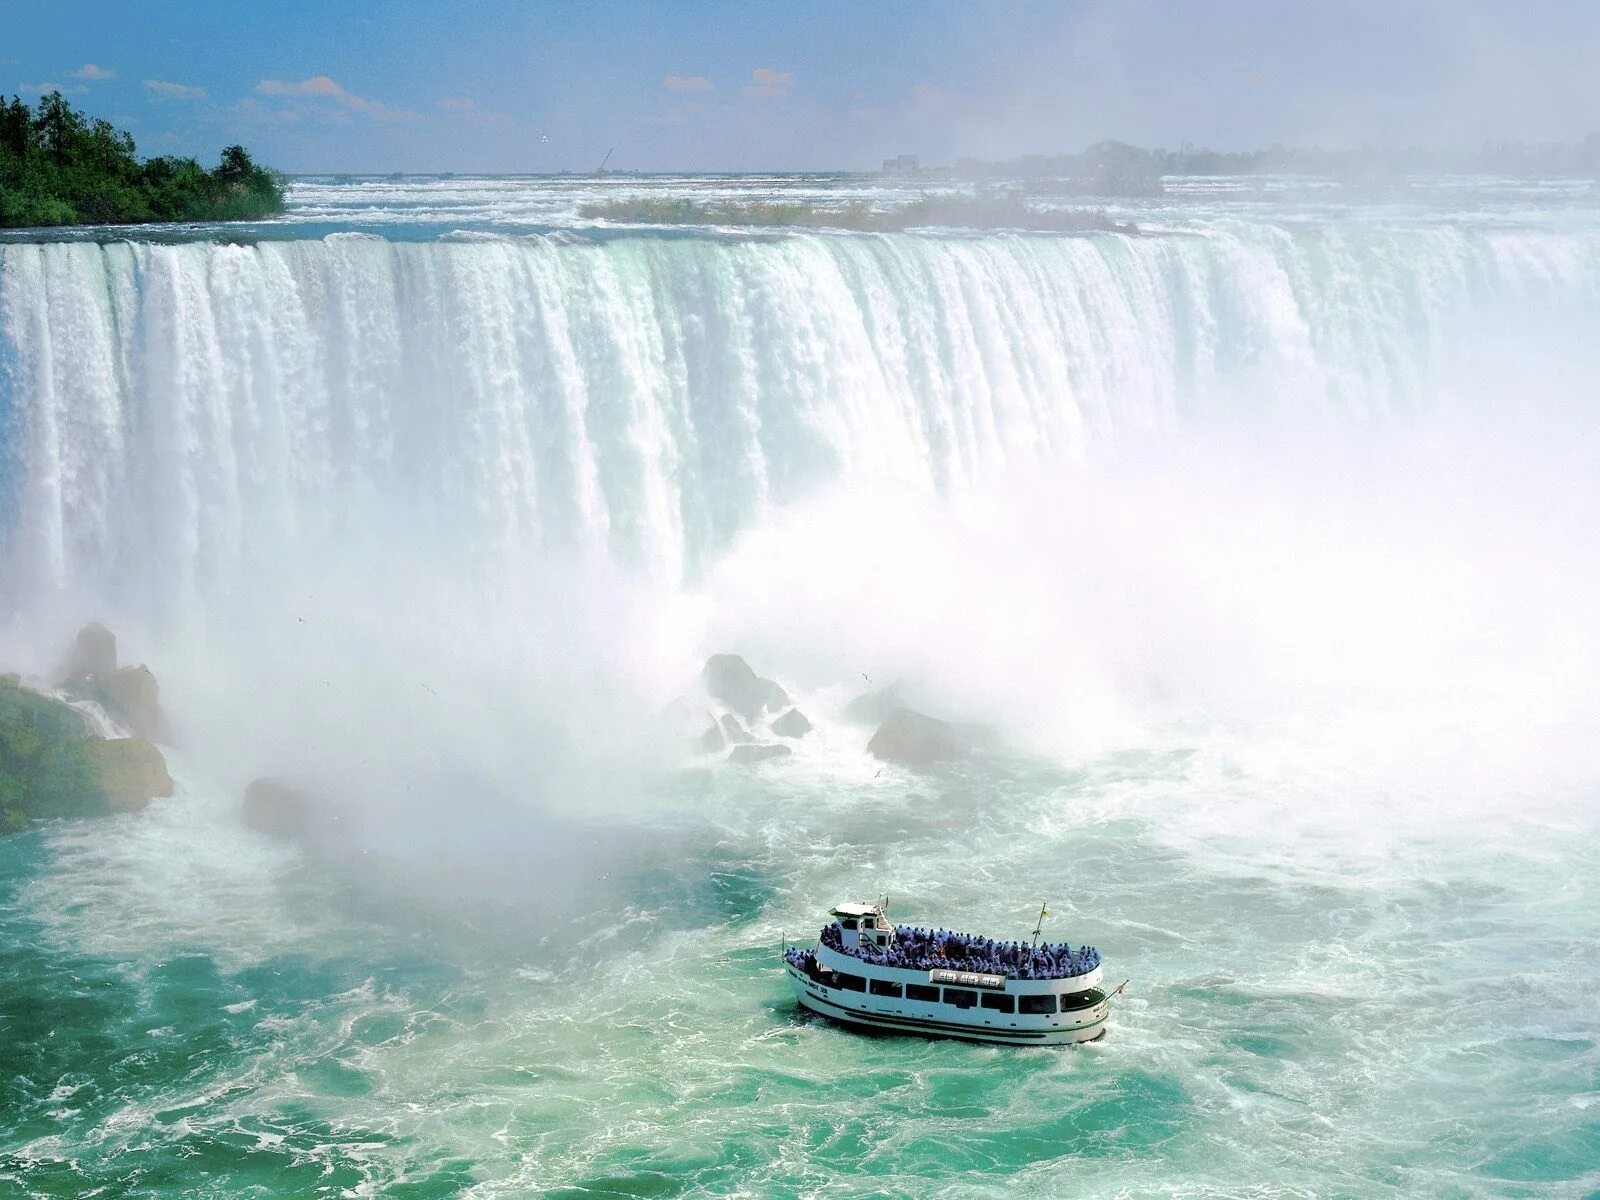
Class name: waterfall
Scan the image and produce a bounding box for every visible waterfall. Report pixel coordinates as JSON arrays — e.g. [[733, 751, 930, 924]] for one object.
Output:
[[5, 223, 1596, 624]]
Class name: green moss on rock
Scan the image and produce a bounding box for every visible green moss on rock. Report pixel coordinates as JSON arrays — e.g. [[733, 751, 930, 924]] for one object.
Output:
[[0, 676, 173, 830]]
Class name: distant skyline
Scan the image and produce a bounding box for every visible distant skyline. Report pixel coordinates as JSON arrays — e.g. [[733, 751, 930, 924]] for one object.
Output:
[[7, 0, 1600, 173]]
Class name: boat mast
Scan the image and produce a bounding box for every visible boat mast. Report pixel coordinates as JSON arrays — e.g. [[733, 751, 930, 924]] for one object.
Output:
[[1031, 900, 1049, 949]]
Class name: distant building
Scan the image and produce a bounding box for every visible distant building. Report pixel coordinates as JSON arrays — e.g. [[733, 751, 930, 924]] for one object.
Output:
[[881, 153, 920, 174]]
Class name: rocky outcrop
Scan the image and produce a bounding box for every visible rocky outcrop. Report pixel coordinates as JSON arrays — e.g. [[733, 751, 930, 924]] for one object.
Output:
[[89, 665, 167, 742], [844, 682, 907, 726], [867, 706, 989, 766], [2, 647, 177, 833], [243, 778, 315, 841], [3, 676, 94, 829], [2, 674, 173, 824], [58, 622, 169, 742], [698, 722, 726, 753], [84, 738, 174, 812], [63, 621, 117, 681], [771, 708, 812, 738], [729, 742, 791, 765], [703, 654, 789, 721], [720, 714, 754, 744]]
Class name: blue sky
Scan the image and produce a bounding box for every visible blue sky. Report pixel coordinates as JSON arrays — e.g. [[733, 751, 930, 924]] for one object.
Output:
[[5, 0, 1599, 172]]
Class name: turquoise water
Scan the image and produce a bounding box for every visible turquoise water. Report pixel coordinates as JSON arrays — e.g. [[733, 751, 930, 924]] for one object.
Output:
[[2, 176, 1599, 1197]]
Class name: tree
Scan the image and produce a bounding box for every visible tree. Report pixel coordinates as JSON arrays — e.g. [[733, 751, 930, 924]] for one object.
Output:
[[0, 92, 285, 228]]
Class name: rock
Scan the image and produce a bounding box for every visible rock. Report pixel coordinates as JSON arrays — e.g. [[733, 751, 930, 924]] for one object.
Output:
[[243, 778, 314, 841], [866, 706, 981, 766], [2, 676, 97, 827], [62, 621, 117, 682], [698, 722, 726, 753], [771, 708, 812, 738], [720, 713, 754, 744], [90, 665, 168, 742], [83, 738, 173, 812], [703, 654, 789, 721], [843, 683, 906, 726], [1, 676, 172, 828], [728, 743, 792, 765]]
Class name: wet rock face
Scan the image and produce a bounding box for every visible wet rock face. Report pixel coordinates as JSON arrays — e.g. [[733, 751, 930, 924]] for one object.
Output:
[[58, 623, 169, 742], [771, 708, 812, 738], [867, 707, 970, 765], [83, 738, 173, 812], [720, 714, 754, 744], [728, 743, 791, 765], [703, 654, 789, 721], [91, 665, 167, 742], [699, 722, 726, 753]]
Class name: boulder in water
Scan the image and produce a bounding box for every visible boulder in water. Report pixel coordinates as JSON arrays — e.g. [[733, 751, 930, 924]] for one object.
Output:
[[243, 778, 315, 841], [771, 708, 812, 738], [843, 682, 907, 726], [699, 721, 726, 753], [720, 713, 754, 744], [703, 654, 789, 721], [83, 738, 173, 812], [866, 706, 981, 766], [729, 742, 791, 765]]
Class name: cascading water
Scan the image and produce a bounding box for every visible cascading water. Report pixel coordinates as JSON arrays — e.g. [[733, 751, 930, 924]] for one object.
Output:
[[7, 221, 1595, 622], [2, 184, 1598, 1198]]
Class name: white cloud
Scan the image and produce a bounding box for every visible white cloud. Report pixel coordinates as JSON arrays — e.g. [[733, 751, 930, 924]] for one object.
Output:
[[69, 64, 114, 81], [255, 75, 423, 123], [144, 79, 208, 101], [22, 82, 86, 95], [744, 67, 795, 97], [664, 74, 713, 93], [233, 97, 305, 125], [438, 96, 478, 113]]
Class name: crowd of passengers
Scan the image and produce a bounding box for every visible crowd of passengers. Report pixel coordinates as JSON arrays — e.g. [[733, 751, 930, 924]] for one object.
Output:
[[815, 921, 1100, 979]]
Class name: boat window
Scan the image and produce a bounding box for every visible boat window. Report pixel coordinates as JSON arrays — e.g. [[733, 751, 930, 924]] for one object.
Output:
[[906, 984, 940, 1002], [841, 919, 859, 930], [1059, 988, 1106, 1011], [862, 918, 874, 929], [980, 993, 1015, 1013], [869, 979, 902, 997], [943, 988, 978, 1009], [875, 935, 887, 946], [1018, 994, 1055, 1015], [834, 972, 866, 992]]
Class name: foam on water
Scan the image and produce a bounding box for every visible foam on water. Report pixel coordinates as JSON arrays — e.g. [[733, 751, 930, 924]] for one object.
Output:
[[1, 177, 1598, 1197]]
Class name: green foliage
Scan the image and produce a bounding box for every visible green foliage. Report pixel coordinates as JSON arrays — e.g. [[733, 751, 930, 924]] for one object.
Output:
[[0, 92, 285, 228], [0, 678, 100, 830], [578, 192, 1132, 233]]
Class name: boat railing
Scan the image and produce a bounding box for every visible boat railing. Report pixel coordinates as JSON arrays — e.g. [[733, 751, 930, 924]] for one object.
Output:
[[816, 921, 1100, 981]]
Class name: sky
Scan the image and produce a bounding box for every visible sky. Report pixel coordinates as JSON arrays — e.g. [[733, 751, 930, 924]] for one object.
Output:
[[4, 0, 1600, 172]]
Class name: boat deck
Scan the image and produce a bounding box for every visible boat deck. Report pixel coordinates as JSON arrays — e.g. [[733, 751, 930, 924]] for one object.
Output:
[[818, 921, 1100, 981]]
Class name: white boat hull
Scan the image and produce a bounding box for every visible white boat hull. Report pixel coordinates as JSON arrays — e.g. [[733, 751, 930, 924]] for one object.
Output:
[[785, 960, 1110, 1046]]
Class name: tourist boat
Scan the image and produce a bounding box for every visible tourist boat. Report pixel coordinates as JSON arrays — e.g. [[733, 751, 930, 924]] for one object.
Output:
[[783, 901, 1116, 1046]]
